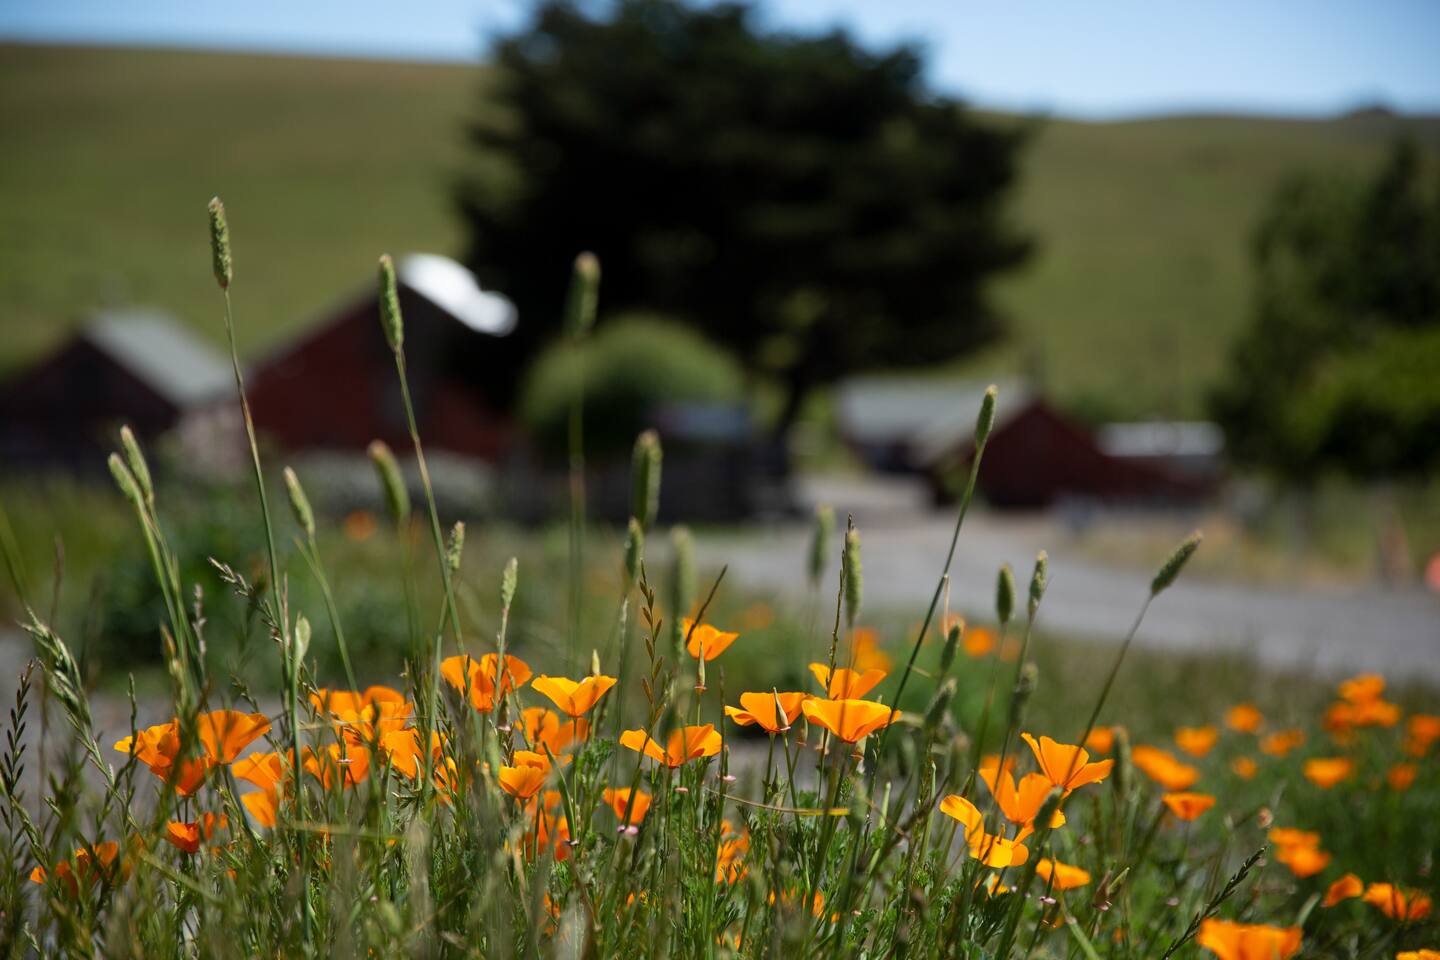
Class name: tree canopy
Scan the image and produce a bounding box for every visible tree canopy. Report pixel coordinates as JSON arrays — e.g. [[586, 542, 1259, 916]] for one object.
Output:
[[1211, 140, 1440, 480], [459, 0, 1031, 435]]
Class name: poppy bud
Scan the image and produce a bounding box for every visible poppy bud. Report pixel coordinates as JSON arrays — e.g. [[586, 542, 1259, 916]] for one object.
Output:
[[938, 622, 962, 676], [944, 735, 969, 791], [1112, 726, 1132, 799], [631, 430, 662, 530], [445, 521, 465, 575], [1028, 550, 1048, 620], [809, 504, 835, 586], [974, 385, 998, 449], [282, 467, 314, 538], [923, 678, 957, 732], [1008, 662, 1038, 729], [377, 254, 403, 353], [367, 440, 409, 526], [207, 197, 232, 290], [501, 556, 519, 611], [293, 614, 311, 665], [842, 527, 862, 629], [623, 518, 644, 587], [591, 648, 602, 678], [118, 425, 153, 508], [996, 564, 1015, 626], [565, 251, 600, 338], [669, 525, 695, 654], [1151, 530, 1202, 596], [108, 453, 143, 507]]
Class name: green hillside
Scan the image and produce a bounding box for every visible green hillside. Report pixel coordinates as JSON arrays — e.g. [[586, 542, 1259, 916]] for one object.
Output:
[[2, 42, 1436, 418]]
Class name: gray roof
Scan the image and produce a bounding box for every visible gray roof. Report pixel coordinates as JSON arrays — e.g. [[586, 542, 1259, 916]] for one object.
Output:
[[397, 254, 517, 336], [82, 310, 233, 408]]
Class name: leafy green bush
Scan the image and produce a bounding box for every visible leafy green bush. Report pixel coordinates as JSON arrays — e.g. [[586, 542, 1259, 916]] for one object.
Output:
[[519, 315, 745, 458]]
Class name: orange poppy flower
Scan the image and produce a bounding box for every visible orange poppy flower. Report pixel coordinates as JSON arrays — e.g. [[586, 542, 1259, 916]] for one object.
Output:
[[1302, 757, 1354, 789], [522, 795, 571, 862], [1322, 873, 1363, 907], [1268, 826, 1320, 849], [195, 710, 272, 764], [377, 729, 446, 779], [1406, 714, 1440, 756], [343, 509, 377, 542], [303, 743, 370, 789], [163, 813, 227, 854], [1338, 673, 1385, 704], [808, 663, 886, 700], [1196, 919, 1301, 960], [310, 685, 408, 720], [849, 627, 893, 672], [232, 751, 286, 791], [1175, 725, 1219, 758], [520, 707, 589, 755], [1084, 726, 1118, 754], [440, 654, 532, 712], [801, 699, 898, 744], [1325, 698, 1402, 732], [530, 675, 617, 718], [1387, 762, 1417, 791], [619, 725, 723, 767], [1275, 843, 1330, 878], [1259, 728, 1305, 757], [1162, 792, 1216, 821], [1363, 883, 1432, 921], [28, 841, 124, 893], [114, 721, 212, 796], [963, 626, 997, 658], [978, 759, 1066, 832], [724, 691, 807, 733], [1231, 755, 1258, 780], [1225, 703, 1264, 734], [1022, 733, 1114, 791], [682, 619, 739, 661], [1397, 952, 1440, 960], [1035, 858, 1091, 890], [242, 788, 280, 828], [715, 820, 749, 883], [1131, 746, 1200, 791], [938, 794, 1030, 868], [499, 762, 550, 800], [602, 787, 652, 825]]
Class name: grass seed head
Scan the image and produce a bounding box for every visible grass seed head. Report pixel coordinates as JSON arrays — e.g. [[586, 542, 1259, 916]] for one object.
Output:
[[631, 430, 662, 530], [809, 504, 835, 586], [975, 384, 998, 448], [367, 440, 409, 526], [996, 563, 1016, 626], [1151, 530, 1203, 596], [566, 251, 600, 338], [446, 521, 465, 575], [118, 425, 153, 508], [623, 518, 644, 587], [1028, 550, 1048, 619], [107, 453, 143, 507], [377, 254, 403, 353], [842, 526, 863, 628], [282, 467, 315, 538], [207, 197, 232, 289]]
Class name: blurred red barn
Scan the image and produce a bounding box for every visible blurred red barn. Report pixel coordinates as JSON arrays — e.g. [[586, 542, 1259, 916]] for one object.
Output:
[[247, 254, 520, 460], [837, 378, 1216, 508]]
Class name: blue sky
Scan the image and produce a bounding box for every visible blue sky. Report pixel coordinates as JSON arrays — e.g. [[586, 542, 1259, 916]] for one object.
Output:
[[3, 0, 1438, 118]]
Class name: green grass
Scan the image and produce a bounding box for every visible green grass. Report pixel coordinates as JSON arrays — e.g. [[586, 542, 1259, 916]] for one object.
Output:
[[3, 43, 1438, 417]]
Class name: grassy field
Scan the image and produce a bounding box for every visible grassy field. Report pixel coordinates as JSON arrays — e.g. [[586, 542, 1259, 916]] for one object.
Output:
[[2, 42, 1439, 419]]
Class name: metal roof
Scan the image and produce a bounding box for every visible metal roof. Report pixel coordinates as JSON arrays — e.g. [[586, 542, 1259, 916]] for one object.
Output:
[[836, 376, 1032, 464], [397, 253, 517, 337], [81, 310, 233, 408]]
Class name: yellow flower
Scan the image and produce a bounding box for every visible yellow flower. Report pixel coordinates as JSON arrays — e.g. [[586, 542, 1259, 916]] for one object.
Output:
[[440, 654, 532, 712], [849, 627, 893, 672], [1021, 733, 1113, 791], [1302, 757, 1354, 789], [1196, 919, 1301, 960], [1175, 725, 1219, 758], [1130, 746, 1199, 791], [242, 788, 279, 828], [499, 761, 549, 800], [725, 691, 807, 733], [1035, 858, 1090, 890], [303, 743, 370, 789], [619, 725, 723, 767], [1338, 673, 1385, 704], [28, 841, 124, 893], [682, 619, 739, 660], [808, 663, 886, 699], [1397, 951, 1440, 960], [530, 674, 617, 717], [801, 698, 898, 744], [520, 707, 588, 756], [1161, 792, 1215, 821], [963, 626, 997, 658], [1258, 728, 1305, 757], [1224, 703, 1264, 733], [1084, 726, 1118, 754], [978, 759, 1066, 833]]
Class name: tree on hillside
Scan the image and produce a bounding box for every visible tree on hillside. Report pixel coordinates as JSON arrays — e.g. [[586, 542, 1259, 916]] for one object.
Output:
[[458, 0, 1031, 446], [1211, 140, 1440, 480]]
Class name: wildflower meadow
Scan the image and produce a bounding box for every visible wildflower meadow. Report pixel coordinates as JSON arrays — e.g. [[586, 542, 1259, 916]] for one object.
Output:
[[1, 199, 1436, 958]]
